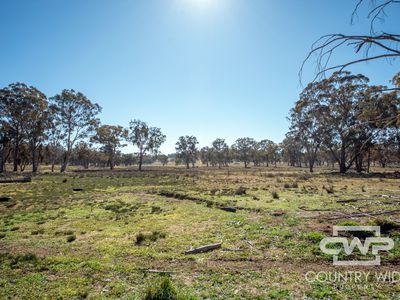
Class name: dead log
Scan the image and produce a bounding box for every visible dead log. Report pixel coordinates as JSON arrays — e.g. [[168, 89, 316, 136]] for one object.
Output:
[[73, 188, 84, 191], [184, 243, 221, 254], [219, 207, 237, 213], [336, 199, 360, 203], [271, 211, 286, 216], [299, 206, 332, 211], [0, 177, 31, 184], [0, 196, 13, 202]]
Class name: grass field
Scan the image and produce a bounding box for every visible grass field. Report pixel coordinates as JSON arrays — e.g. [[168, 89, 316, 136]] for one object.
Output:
[[1, 166, 400, 299]]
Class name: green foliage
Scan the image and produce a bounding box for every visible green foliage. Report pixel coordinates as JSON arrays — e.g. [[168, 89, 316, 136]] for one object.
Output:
[[271, 191, 279, 199], [66, 234, 76, 243], [136, 231, 166, 245], [144, 277, 195, 300]]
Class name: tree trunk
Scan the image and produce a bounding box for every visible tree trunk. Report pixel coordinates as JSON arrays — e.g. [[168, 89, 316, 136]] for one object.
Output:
[[13, 145, 18, 172], [309, 158, 314, 173], [32, 148, 38, 173], [60, 151, 70, 172], [339, 143, 347, 174], [138, 150, 143, 171]]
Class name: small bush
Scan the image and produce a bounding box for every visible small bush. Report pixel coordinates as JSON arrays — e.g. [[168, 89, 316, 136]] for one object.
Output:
[[66, 235, 76, 243], [323, 185, 335, 194], [271, 191, 279, 199], [373, 218, 399, 233], [283, 182, 298, 189], [31, 229, 45, 235], [136, 232, 146, 245], [303, 232, 325, 243], [0, 233, 5, 239], [9, 253, 39, 267], [151, 206, 162, 214], [55, 230, 74, 236], [234, 186, 246, 195], [136, 231, 167, 245], [144, 276, 195, 300]]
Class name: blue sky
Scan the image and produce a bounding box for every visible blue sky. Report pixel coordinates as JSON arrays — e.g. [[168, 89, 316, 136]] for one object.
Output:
[[1, 0, 399, 153]]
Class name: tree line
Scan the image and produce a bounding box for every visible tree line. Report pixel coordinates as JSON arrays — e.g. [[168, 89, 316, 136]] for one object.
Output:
[[0, 71, 399, 174]]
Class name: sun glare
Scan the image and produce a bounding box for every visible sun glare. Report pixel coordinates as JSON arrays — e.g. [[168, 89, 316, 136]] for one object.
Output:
[[179, 0, 224, 14]]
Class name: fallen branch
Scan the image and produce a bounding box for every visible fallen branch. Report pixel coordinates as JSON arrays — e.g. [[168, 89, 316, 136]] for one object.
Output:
[[271, 211, 286, 216], [219, 207, 237, 213], [299, 206, 332, 211], [0, 196, 13, 202], [325, 209, 400, 220], [184, 243, 221, 254], [142, 269, 175, 275], [336, 199, 361, 203], [0, 177, 31, 184]]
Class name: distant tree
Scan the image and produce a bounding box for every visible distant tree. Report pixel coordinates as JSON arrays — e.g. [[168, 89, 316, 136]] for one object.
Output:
[[313, 71, 370, 173], [289, 81, 327, 172], [211, 138, 230, 167], [232, 137, 256, 168], [0, 126, 12, 173], [175, 136, 198, 169], [23, 90, 50, 173], [128, 120, 166, 171], [74, 141, 94, 169], [50, 89, 101, 172], [91, 125, 128, 170], [199, 146, 214, 167], [259, 139, 279, 167], [121, 153, 137, 166], [281, 134, 303, 167], [157, 154, 169, 166], [0, 83, 50, 173]]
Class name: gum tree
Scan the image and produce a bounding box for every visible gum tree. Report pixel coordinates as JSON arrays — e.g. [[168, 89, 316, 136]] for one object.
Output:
[[128, 119, 166, 171], [232, 137, 256, 168], [91, 125, 128, 170], [50, 89, 101, 172], [175, 136, 198, 169]]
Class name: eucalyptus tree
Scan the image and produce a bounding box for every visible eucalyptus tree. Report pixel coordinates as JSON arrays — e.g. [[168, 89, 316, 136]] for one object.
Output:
[[128, 120, 166, 171], [232, 137, 256, 168], [74, 141, 94, 169], [157, 154, 169, 166], [91, 125, 128, 170], [313, 71, 370, 173], [289, 81, 327, 172], [199, 146, 213, 167], [23, 89, 51, 173], [281, 134, 303, 167], [211, 138, 230, 167], [0, 83, 50, 173], [175, 136, 198, 169], [0, 126, 12, 173], [50, 89, 101, 172]]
